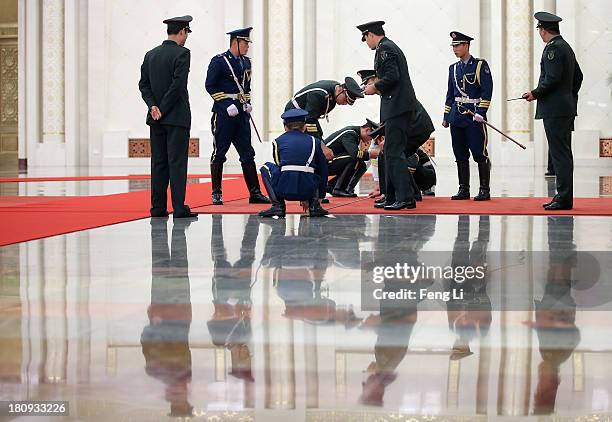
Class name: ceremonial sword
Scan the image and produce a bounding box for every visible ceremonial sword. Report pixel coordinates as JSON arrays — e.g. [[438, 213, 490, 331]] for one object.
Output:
[[457, 104, 527, 150]]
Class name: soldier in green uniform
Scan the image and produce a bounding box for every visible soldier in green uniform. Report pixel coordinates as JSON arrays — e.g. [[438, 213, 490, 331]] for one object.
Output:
[[139, 15, 197, 219], [324, 119, 379, 197], [358, 20, 434, 210], [285, 78, 364, 140], [523, 12, 583, 211]]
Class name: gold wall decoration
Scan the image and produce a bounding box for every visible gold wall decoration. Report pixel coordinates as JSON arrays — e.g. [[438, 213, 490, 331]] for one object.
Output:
[[128, 138, 200, 158]]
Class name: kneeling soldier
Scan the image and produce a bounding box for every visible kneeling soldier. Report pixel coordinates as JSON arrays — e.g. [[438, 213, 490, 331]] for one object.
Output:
[[324, 119, 379, 197], [259, 109, 329, 218]]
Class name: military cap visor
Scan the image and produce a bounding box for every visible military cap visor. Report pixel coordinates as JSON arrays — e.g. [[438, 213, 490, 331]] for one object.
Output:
[[357, 69, 377, 85], [357, 20, 385, 41], [534, 11, 562, 28], [163, 15, 193, 32], [281, 108, 309, 124], [342, 77, 364, 105], [364, 118, 380, 130], [450, 31, 473, 45], [227, 27, 253, 42], [369, 123, 385, 139]]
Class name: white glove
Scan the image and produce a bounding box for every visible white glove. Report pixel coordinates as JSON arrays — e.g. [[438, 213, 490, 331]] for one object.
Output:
[[243, 103, 253, 114], [226, 104, 239, 117], [473, 113, 485, 123]]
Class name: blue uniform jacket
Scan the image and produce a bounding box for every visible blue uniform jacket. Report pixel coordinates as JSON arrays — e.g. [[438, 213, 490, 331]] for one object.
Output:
[[263, 130, 328, 201], [205, 50, 252, 114], [443, 56, 493, 127]]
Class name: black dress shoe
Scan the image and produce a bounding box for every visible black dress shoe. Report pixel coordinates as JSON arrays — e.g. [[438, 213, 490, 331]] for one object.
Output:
[[308, 200, 329, 217], [542, 195, 559, 208], [249, 191, 271, 204], [258, 203, 286, 218], [212, 192, 223, 205], [332, 189, 357, 198], [414, 191, 423, 202], [544, 171, 556, 177], [451, 188, 470, 200], [544, 201, 572, 211], [374, 201, 390, 209], [374, 196, 387, 204], [384, 200, 416, 210], [174, 206, 198, 219], [473, 189, 491, 201], [321, 198, 330, 204]]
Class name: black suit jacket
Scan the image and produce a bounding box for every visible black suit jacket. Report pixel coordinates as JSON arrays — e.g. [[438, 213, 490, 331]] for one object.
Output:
[[139, 40, 191, 129], [533, 36, 583, 119], [374, 37, 418, 120]]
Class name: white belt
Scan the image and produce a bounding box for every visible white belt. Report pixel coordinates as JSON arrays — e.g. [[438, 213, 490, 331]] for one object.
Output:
[[455, 97, 480, 104], [281, 165, 314, 173]]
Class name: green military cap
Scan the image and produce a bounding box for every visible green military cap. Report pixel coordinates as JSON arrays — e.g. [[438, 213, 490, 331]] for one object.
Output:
[[342, 77, 364, 105], [363, 118, 380, 130], [356, 20, 385, 42], [163, 15, 193, 33], [357, 69, 377, 85], [369, 123, 385, 140], [534, 11, 562, 30]]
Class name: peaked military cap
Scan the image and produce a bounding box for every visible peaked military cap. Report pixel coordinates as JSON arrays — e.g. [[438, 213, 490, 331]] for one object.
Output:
[[227, 27, 253, 42], [163, 15, 193, 33], [357, 69, 377, 85], [357, 20, 385, 41], [450, 31, 473, 45], [281, 108, 309, 124], [363, 118, 380, 130], [534, 11, 562, 30], [369, 123, 385, 139], [342, 77, 364, 105]]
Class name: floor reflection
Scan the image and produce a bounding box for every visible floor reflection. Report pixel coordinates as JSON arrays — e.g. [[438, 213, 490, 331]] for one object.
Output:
[[0, 214, 611, 420]]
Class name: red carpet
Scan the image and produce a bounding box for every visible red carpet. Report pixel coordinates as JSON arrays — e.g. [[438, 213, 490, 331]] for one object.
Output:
[[193, 196, 612, 217], [0, 179, 249, 246], [0, 173, 245, 183]]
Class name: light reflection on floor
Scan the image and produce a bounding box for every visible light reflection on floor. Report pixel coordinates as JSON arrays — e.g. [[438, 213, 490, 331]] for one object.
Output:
[[1, 213, 611, 421]]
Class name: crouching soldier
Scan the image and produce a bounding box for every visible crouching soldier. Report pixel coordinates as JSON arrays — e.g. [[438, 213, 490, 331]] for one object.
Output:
[[259, 109, 329, 218]]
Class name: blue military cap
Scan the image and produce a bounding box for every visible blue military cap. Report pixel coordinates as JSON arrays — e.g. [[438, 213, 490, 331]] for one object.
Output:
[[356, 20, 385, 42], [450, 31, 473, 45], [163, 15, 193, 33], [534, 11, 562, 30], [281, 109, 309, 124], [227, 27, 253, 42]]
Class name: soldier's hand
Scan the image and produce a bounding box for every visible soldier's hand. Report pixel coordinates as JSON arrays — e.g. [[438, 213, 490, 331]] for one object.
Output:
[[243, 103, 253, 114], [322, 144, 334, 161], [363, 83, 378, 96], [442, 120, 449, 128], [227, 104, 240, 117], [150, 106, 162, 120], [522, 92, 535, 102], [473, 113, 484, 123]]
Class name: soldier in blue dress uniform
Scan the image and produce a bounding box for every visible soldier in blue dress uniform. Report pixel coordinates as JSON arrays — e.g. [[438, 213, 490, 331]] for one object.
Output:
[[258, 109, 329, 218], [205, 27, 269, 205], [442, 31, 493, 201]]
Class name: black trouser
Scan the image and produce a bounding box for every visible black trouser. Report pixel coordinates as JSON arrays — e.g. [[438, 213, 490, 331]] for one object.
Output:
[[150, 124, 190, 214], [543, 117, 574, 205], [327, 155, 355, 190], [384, 114, 414, 202]]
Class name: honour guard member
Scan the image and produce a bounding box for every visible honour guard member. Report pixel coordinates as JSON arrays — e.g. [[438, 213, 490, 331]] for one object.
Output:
[[285, 78, 364, 140], [442, 31, 494, 201], [359, 20, 434, 210], [205, 27, 270, 205], [139, 15, 197, 218], [523, 12, 583, 211], [324, 119, 379, 197], [258, 109, 329, 218]]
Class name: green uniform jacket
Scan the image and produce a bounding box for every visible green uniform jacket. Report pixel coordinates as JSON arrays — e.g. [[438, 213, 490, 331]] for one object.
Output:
[[533, 35, 583, 119], [373, 37, 418, 120], [324, 126, 370, 161], [285, 80, 338, 133], [139, 40, 192, 129]]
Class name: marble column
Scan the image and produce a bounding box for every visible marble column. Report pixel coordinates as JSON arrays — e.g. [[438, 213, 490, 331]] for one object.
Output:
[[266, 0, 293, 138], [35, 0, 67, 166], [42, 0, 65, 145], [504, 0, 533, 138], [22, 0, 41, 167]]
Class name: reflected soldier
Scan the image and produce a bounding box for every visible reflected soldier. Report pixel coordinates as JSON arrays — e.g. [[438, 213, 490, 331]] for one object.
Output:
[[141, 218, 194, 417]]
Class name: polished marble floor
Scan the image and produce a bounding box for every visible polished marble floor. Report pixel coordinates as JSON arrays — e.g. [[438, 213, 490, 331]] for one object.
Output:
[[1, 212, 612, 421]]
